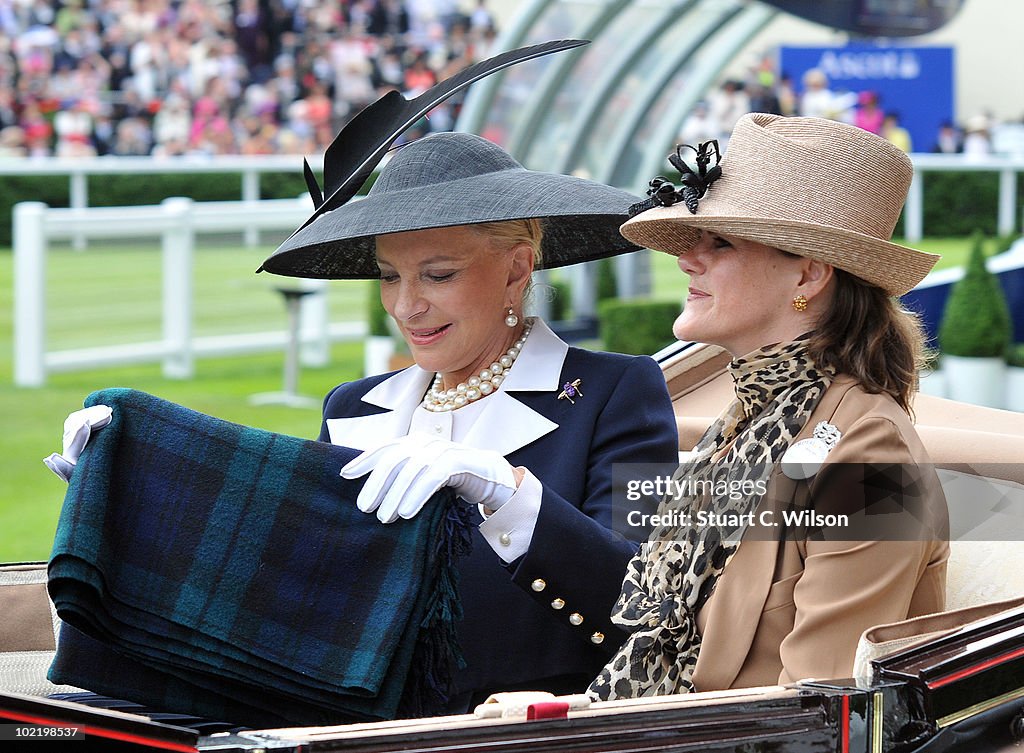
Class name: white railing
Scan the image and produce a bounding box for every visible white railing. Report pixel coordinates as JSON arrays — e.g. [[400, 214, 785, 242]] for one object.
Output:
[[905, 153, 1024, 242], [1, 152, 1020, 248], [12, 196, 367, 388], [0, 154, 323, 249]]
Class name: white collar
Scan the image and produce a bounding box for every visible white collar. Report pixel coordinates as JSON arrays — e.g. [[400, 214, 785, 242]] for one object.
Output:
[[361, 363, 434, 410], [362, 316, 567, 406], [325, 318, 568, 453], [496, 317, 569, 392]]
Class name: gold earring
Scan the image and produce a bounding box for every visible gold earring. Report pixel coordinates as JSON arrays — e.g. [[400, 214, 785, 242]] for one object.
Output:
[[792, 295, 808, 312]]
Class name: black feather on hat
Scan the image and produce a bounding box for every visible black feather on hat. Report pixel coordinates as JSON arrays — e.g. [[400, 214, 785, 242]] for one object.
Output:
[[259, 40, 644, 280]]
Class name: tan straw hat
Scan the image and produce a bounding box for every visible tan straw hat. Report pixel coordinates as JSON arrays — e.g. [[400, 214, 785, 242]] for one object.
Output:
[[619, 112, 939, 296]]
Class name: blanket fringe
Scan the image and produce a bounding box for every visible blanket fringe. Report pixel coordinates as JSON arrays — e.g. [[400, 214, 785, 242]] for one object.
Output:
[[399, 496, 473, 717]]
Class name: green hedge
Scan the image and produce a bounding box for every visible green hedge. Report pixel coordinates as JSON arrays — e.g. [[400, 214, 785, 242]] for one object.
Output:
[[918, 171, 1008, 237], [599, 298, 679, 356], [596, 256, 618, 301], [0, 171, 310, 246], [0, 176, 69, 246]]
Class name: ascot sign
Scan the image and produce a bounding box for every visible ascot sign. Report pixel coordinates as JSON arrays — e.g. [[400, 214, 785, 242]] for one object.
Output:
[[780, 45, 954, 153], [815, 48, 922, 80]]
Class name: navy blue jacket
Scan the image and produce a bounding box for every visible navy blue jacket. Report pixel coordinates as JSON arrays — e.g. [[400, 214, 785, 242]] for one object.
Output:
[[318, 325, 678, 708]]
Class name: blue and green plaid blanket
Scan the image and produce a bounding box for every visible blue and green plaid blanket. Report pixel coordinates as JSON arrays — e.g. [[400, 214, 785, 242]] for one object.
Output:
[[47, 388, 469, 726]]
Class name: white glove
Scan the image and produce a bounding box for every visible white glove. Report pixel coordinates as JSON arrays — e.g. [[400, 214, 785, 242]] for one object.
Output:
[[339, 435, 519, 524], [43, 405, 113, 482]]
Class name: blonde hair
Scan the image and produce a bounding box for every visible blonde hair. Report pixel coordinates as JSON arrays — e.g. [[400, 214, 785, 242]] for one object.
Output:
[[470, 219, 544, 266]]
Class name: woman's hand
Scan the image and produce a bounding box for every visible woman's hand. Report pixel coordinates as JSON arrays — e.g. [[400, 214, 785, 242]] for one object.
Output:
[[340, 435, 520, 523], [43, 405, 113, 482]]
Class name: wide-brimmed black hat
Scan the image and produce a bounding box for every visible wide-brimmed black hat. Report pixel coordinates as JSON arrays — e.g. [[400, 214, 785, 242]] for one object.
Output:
[[260, 132, 643, 279]]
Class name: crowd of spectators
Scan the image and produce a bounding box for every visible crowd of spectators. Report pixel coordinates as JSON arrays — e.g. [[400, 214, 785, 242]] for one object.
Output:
[[2, 3, 1020, 161], [678, 53, 1019, 157], [0, 0, 499, 158]]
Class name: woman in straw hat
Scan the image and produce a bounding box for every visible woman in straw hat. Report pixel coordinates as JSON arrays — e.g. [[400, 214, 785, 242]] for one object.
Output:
[[266, 130, 680, 711], [588, 112, 949, 700]]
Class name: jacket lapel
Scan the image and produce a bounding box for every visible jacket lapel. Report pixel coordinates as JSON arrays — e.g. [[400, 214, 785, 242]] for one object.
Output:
[[459, 391, 559, 456], [325, 366, 433, 450], [460, 319, 566, 455], [694, 498, 787, 690]]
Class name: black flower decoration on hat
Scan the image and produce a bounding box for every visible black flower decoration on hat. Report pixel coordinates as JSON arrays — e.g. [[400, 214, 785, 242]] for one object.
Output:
[[628, 140, 723, 217]]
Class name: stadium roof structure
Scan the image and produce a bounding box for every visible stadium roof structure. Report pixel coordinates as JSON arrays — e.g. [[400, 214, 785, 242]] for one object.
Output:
[[456, 0, 965, 198]]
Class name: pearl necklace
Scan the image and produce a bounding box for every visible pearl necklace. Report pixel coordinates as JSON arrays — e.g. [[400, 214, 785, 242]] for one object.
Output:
[[422, 322, 533, 412]]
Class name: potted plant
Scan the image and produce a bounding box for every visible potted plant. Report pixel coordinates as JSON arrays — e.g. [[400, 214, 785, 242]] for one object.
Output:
[[1006, 343, 1024, 413], [364, 280, 395, 376], [548, 279, 572, 323], [938, 232, 1012, 408], [597, 257, 618, 302]]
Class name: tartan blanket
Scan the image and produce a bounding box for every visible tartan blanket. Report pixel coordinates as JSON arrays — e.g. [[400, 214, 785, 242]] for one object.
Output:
[[47, 388, 470, 727]]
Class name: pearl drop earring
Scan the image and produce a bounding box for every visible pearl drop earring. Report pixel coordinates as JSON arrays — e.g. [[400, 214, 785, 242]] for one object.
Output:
[[505, 307, 519, 328]]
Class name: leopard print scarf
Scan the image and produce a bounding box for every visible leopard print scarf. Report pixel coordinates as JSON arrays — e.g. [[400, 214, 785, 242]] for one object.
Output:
[[589, 338, 833, 700]]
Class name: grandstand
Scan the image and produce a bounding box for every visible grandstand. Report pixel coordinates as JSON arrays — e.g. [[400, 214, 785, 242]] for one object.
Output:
[[0, 0, 501, 158]]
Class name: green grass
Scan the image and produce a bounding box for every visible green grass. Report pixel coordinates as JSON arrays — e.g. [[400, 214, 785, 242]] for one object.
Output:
[[34, 244, 370, 349], [0, 241, 374, 561], [0, 236, 974, 561]]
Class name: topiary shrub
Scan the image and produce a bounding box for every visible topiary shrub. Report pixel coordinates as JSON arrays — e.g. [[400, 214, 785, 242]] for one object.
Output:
[[547, 279, 572, 321], [596, 256, 618, 301], [938, 231, 1012, 357], [599, 298, 680, 356], [1006, 343, 1024, 368], [367, 280, 390, 336]]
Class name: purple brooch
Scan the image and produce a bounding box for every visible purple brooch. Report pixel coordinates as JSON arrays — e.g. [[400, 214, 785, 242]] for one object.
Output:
[[558, 379, 584, 404]]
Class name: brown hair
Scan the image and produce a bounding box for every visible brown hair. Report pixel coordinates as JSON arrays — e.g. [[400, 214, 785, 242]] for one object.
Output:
[[806, 268, 927, 414]]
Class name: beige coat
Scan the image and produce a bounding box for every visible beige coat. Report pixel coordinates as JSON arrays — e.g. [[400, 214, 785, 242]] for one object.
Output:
[[692, 376, 950, 690]]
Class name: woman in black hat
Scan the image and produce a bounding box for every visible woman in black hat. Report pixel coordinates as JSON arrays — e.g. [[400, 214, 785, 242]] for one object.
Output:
[[46, 133, 679, 714], [45, 40, 679, 716], [260, 131, 680, 712]]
